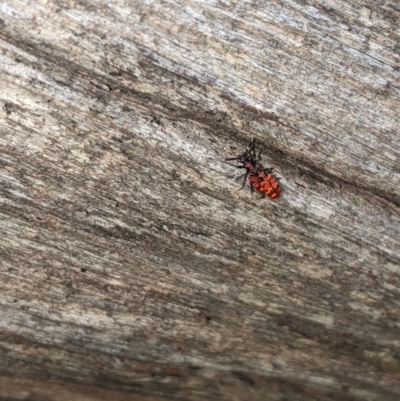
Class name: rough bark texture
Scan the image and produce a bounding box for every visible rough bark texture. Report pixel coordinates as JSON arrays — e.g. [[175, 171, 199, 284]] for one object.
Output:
[[1, 1, 400, 400]]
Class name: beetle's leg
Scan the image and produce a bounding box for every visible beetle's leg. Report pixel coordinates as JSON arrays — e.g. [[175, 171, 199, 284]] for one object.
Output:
[[228, 138, 255, 161], [251, 143, 261, 164], [247, 138, 255, 152], [243, 138, 255, 158], [250, 143, 259, 164], [235, 173, 247, 183], [240, 170, 250, 189]]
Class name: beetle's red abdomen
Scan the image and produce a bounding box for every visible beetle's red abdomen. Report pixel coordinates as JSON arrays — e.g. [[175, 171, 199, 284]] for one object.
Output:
[[252, 171, 281, 199], [258, 174, 281, 199]]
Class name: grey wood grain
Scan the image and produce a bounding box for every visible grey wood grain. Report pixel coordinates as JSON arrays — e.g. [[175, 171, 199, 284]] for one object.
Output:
[[0, 0, 400, 400]]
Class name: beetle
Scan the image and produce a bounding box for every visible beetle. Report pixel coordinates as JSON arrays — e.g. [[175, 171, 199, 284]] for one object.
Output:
[[226, 139, 281, 199]]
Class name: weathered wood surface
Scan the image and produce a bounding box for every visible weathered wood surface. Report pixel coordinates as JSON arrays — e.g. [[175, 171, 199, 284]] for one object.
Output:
[[1, 0, 400, 400]]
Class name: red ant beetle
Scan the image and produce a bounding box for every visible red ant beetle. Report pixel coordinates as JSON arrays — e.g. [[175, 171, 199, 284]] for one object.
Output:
[[226, 139, 281, 200]]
